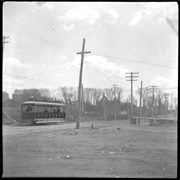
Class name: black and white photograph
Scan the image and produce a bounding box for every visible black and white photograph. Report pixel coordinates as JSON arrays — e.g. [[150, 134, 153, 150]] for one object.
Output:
[[2, 1, 178, 178]]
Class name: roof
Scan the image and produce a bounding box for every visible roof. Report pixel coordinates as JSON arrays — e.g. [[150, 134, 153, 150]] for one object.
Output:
[[22, 101, 65, 106], [13, 90, 24, 95]]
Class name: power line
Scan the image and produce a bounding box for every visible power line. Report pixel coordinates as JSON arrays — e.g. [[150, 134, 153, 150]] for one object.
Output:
[[4, 25, 74, 58], [3, 72, 59, 88], [4, 26, 38, 41], [4, 14, 74, 58], [84, 61, 116, 84], [92, 52, 178, 70], [4, 14, 177, 70]]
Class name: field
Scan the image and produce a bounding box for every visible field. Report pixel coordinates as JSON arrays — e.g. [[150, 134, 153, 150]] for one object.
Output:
[[2, 119, 177, 178]]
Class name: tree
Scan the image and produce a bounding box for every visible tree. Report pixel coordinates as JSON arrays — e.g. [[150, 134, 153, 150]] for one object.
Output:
[[128, 95, 137, 105], [60, 86, 77, 104], [104, 88, 114, 101], [136, 87, 149, 101], [91, 88, 103, 105], [39, 88, 53, 100], [23, 89, 42, 101]]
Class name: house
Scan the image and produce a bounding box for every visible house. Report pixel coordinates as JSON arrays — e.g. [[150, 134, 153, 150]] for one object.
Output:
[[3, 91, 9, 102], [12, 90, 24, 102]]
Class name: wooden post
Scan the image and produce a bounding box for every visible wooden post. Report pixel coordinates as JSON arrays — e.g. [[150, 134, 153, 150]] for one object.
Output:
[[138, 81, 143, 125], [125, 72, 139, 124], [76, 38, 91, 129]]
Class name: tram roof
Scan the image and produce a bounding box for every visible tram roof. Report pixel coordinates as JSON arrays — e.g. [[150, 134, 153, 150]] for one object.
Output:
[[22, 101, 65, 106]]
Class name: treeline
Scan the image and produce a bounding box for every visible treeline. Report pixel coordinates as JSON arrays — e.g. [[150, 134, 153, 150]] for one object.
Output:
[[3, 86, 177, 118]]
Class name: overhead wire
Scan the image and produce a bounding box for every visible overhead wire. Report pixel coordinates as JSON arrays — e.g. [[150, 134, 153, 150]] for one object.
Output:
[[84, 61, 117, 85], [3, 72, 59, 88], [3, 14, 178, 94], [59, 41, 178, 70], [4, 14, 178, 70], [3, 13, 75, 58], [3, 27, 75, 59], [3, 26, 38, 41], [92, 51, 178, 70]]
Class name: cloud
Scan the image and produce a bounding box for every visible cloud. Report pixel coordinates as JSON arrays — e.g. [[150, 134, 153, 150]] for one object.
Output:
[[104, 8, 119, 24], [129, 2, 178, 30], [129, 12, 143, 26], [3, 74, 26, 98], [59, 54, 68, 59], [59, 7, 101, 26], [151, 75, 178, 91], [3, 57, 33, 72], [63, 24, 75, 30], [35, 2, 54, 10], [71, 55, 129, 78], [61, 7, 100, 22], [35, 2, 46, 6], [43, 3, 54, 10], [4, 57, 23, 67], [142, 2, 178, 19], [58, 7, 119, 30]]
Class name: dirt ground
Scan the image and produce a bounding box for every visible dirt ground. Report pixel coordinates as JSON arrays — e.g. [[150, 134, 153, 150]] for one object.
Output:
[[2, 119, 177, 178]]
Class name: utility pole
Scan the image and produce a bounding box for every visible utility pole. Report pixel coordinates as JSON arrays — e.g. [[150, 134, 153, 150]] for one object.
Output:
[[125, 72, 139, 124], [170, 93, 173, 111], [76, 38, 91, 129], [103, 92, 106, 121], [81, 84, 84, 118], [147, 85, 158, 117], [157, 91, 162, 116], [145, 87, 149, 117], [138, 81, 143, 125], [162, 93, 170, 116], [3, 35, 9, 55], [174, 97, 177, 118], [113, 84, 117, 120]]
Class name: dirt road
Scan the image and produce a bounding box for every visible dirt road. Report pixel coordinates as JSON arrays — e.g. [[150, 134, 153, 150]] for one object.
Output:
[[2, 120, 177, 177]]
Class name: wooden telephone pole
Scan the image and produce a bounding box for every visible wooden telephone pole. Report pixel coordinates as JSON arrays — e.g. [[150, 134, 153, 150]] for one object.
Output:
[[147, 85, 158, 117], [113, 84, 117, 120], [81, 84, 84, 117], [125, 72, 139, 124], [162, 93, 170, 116], [138, 81, 143, 125], [103, 92, 106, 121], [76, 38, 91, 129]]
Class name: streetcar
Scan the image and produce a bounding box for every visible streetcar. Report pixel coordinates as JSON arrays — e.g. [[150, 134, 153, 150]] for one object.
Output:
[[20, 101, 66, 125]]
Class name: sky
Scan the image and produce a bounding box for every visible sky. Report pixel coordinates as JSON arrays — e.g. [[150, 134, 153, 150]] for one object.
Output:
[[3, 2, 178, 100]]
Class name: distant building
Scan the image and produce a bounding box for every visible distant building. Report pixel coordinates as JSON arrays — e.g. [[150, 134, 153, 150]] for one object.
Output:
[[3, 92, 9, 102], [12, 89, 55, 103], [12, 90, 24, 102]]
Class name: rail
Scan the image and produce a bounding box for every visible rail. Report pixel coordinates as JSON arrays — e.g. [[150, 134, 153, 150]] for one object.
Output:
[[133, 116, 177, 126]]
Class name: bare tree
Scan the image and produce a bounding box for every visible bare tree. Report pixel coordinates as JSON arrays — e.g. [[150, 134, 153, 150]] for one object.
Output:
[[60, 86, 77, 104], [104, 88, 114, 101], [84, 88, 93, 104], [117, 87, 123, 101], [39, 89, 51, 99], [91, 88, 103, 105], [83, 88, 103, 105], [128, 95, 137, 105]]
